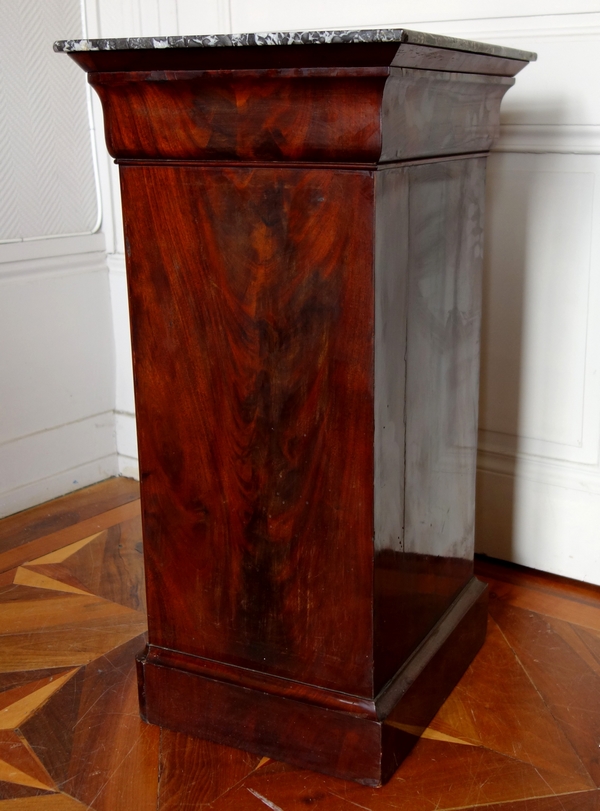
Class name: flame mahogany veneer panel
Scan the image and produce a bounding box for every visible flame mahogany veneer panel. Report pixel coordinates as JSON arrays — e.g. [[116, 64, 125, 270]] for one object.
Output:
[[89, 68, 512, 163], [92, 73, 386, 162], [121, 165, 375, 695]]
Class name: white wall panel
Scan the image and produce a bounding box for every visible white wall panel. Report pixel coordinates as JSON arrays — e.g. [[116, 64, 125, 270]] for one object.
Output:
[[229, 2, 600, 33], [0, 249, 114, 444], [0, 236, 118, 515], [477, 467, 600, 585], [115, 413, 139, 480], [177, 0, 231, 35], [0, 0, 98, 241], [91, 0, 230, 37], [480, 153, 600, 462], [0, 0, 118, 517], [107, 255, 135, 415], [0, 412, 117, 519], [406, 15, 600, 131]]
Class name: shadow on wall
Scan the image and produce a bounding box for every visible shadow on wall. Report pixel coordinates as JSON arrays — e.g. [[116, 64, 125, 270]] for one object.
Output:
[[475, 98, 566, 561], [475, 151, 528, 565], [475, 94, 595, 568]]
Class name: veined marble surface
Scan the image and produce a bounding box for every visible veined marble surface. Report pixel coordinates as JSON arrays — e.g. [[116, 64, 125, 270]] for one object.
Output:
[[54, 28, 536, 62]]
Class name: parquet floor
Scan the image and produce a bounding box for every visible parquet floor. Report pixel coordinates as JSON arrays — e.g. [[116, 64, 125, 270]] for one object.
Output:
[[0, 479, 598, 810]]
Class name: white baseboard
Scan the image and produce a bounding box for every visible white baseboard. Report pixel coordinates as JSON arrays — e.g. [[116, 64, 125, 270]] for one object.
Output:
[[115, 411, 138, 459], [118, 454, 140, 480], [476, 460, 600, 586], [0, 411, 119, 518], [115, 411, 139, 480], [0, 457, 119, 521]]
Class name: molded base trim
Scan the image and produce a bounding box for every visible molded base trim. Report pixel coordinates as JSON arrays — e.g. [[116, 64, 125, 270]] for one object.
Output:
[[137, 578, 487, 785]]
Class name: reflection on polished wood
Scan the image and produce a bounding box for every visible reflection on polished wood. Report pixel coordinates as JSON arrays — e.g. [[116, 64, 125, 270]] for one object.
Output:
[[0, 479, 598, 808]]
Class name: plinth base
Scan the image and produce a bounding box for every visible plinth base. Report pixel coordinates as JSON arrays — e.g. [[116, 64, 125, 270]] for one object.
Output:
[[137, 578, 487, 786]]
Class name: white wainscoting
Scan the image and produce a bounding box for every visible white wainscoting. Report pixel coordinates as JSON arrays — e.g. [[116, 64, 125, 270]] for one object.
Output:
[[228, 2, 600, 32], [0, 0, 119, 518], [86, 0, 232, 39], [107, 253, 138, 479], [419, 14, 600, 584], [480, 152, 600, 465], [477, 150, 600, 585], [0, 235, 118, 517]]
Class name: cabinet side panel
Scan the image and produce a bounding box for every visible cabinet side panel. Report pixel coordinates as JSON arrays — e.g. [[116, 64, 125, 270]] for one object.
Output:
[[374, 158, 484, 692], [381, 71, 512, 162], [373, 167, 409, 693], [374, 170, 408, 558], [405, 158, 484, 564], [120, 165, 375, 696]]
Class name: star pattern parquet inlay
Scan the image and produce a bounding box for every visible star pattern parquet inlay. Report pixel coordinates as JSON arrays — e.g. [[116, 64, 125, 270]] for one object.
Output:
[[0, 478, 597, 810]]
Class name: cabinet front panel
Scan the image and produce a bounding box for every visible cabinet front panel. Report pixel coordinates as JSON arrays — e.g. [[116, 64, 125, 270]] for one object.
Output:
[[121, 165, 375, 696]]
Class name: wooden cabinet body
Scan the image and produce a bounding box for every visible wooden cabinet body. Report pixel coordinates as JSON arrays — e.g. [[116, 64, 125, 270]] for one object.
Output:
[[59, 30, 535, 786]]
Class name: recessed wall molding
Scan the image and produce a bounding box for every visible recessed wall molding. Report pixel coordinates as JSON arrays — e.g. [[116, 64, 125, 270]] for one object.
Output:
[[478, 447, 600, 491], [407, 12, 600, 40], [0, 232, 106, 266], [495, 125, 600, 155], [475, 463, 600, 585], [479, 151, 600, 470], [115, 412, 139, 478], [227, 5, 600, 35], [478, 449, 600, 496], [0, 245, 108, 284]]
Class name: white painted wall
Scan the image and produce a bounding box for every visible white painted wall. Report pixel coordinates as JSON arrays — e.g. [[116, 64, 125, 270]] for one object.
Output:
[[87, 0, 600, 585], [0, 0, 117, 518]]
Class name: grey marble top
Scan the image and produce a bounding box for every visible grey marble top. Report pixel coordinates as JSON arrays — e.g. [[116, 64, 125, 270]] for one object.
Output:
[[54, 28, 536, 62]]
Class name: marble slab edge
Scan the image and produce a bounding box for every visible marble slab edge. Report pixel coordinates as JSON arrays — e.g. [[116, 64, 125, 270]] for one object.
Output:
[[53, 28, 537, 63]]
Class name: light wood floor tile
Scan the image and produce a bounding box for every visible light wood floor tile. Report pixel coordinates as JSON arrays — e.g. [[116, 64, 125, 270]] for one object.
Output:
[[30, 533, 103, 565], [0, 589, 146, 673], [0, 794, 91, 809], [0, 669, 78, 729], [13, 568, 91, 597], [0, 478, 139, 556], [0, 730, 55, 791], [0, 502, 140, 576], [158, 729, 261, 810]]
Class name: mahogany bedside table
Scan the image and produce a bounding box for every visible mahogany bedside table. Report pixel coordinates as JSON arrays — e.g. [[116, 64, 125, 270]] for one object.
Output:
[[56, 28, 535, 786]]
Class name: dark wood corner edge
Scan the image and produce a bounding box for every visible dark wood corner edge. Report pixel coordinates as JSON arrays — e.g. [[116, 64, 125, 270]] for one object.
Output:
[[376, 576, 487, 719], [135, 576, 487, 785]]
